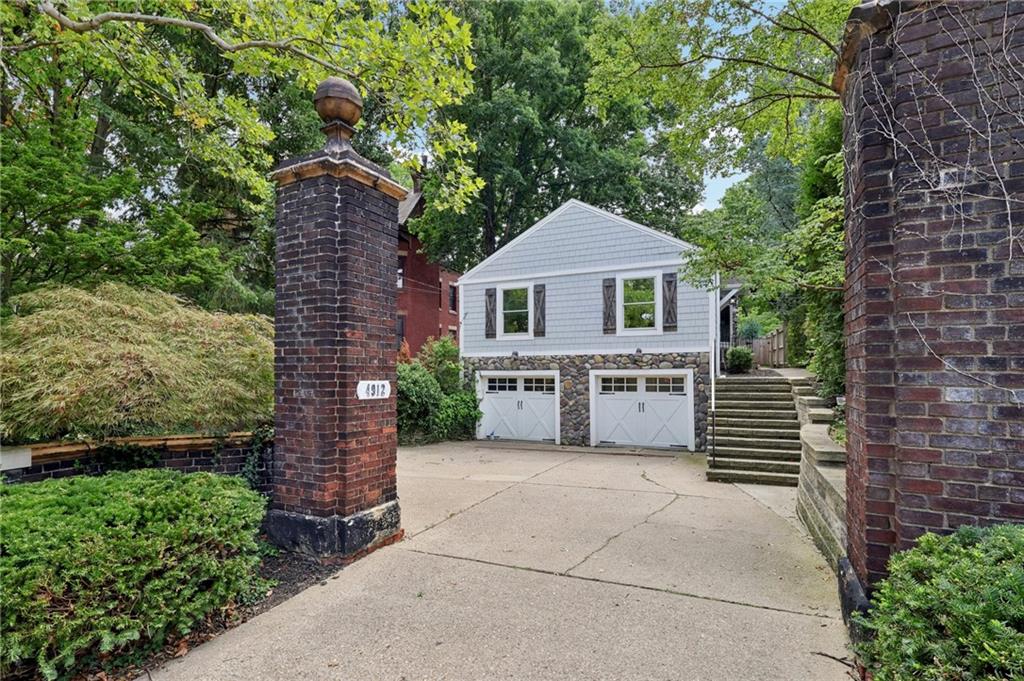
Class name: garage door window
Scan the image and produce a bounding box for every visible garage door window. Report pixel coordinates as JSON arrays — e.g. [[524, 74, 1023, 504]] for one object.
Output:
[[523, 377, 555, 393], [487, 377, 517, 392], [646, 376, 687, 394], [600, 376, 638, 393]]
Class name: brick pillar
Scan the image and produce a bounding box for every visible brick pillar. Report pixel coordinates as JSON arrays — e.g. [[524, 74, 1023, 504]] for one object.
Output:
[[837, 0, 1024, 588], [265, 77, 407, 559]]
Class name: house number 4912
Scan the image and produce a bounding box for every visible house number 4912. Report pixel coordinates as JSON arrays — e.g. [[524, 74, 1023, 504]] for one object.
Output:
[[356, 380, 391, 400]]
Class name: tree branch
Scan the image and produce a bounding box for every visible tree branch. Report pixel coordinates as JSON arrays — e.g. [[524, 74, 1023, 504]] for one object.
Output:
[[13, 0, 355, 78]]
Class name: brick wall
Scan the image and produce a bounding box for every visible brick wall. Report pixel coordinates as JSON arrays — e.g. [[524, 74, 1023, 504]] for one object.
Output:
[[840, 0, 1024, 586], [3, 435, 271, 494]]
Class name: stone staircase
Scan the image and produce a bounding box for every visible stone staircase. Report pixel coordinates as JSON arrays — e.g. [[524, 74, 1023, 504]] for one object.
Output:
[[706, 376, 804, 486]]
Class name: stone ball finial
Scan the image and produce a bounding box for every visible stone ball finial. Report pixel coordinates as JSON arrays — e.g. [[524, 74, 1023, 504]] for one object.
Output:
[[313, 77, 363, 131]]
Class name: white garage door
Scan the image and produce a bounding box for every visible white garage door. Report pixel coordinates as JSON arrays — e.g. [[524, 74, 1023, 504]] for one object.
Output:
[[478, 374, 558, 443], [593, 373, 694, 450]]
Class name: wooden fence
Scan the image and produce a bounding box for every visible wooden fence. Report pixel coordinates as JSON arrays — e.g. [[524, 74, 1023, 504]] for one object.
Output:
[[753, 326, 786, 367]]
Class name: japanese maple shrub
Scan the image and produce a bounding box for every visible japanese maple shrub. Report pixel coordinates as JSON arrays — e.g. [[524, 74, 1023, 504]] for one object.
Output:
[[0, 470, 267, 679]]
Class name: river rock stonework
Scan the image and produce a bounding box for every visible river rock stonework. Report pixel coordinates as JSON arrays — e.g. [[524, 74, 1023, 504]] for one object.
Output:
[[464, 352, 710, 449]]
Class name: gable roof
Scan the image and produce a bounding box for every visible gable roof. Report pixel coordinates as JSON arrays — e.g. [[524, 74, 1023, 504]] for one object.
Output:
[[459, 199, 696, 284]]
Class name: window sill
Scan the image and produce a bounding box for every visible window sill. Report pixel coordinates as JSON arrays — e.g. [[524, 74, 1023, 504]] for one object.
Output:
[[616, 328, 663, 336]]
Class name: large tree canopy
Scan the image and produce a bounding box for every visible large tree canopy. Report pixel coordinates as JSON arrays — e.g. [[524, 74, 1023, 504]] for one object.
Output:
[[410, 0, 701, 271], [586, 0, 851, 396], [1, 0, 476, 307], [587, 0, 852, 179]]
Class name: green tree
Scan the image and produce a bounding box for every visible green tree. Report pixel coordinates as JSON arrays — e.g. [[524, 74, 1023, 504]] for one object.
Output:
[[1, 0, 477, 307], [587, 0, 853, 178], [411, 0, 700, 270], [588, 0, 851, 396]]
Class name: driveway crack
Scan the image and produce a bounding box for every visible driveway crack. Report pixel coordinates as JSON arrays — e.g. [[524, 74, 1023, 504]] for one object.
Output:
[[561, 494, 678, 576]]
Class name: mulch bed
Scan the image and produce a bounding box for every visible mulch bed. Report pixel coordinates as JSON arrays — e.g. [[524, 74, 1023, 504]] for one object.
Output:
[[79, 552, 343, 681]]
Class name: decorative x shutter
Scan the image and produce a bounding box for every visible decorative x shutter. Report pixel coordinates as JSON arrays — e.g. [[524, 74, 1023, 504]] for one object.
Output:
[[485, 288, 497, 338], [533, 284, 546, 337], [602, 278, 616, 334], [662, 273, 678, 332]]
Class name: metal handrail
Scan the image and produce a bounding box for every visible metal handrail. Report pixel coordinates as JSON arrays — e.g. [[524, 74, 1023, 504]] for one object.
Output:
[[710, 406, 716, 466]]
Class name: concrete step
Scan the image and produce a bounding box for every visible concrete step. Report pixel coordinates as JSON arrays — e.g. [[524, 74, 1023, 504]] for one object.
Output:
[[708, 458, 801, 475], [711, 446, 802, 461], [714, 417, 801, 429], [718, 377, 791, 384], [716, 383, 792, 393], [713, 426, 800, 440], [716, 392, 795, 402], [706, 469, 798, 487], [715, 409, 798, 420], [713, 436, 801, 451], [715, 401, 797, 412]]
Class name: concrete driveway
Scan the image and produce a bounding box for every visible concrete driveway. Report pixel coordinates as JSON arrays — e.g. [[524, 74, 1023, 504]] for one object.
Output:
[[151, 442, 851, 680]]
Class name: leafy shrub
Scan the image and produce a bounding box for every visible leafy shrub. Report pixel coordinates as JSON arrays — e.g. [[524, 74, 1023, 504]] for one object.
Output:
[[736, 310, 780, 341], [737, 317, 764, 341], [429, 391, 482, 441], [856, 525, 1024, 680], [0, 470, 267, 680], [397, 361, 444, 442], [725, 346, 753, 373], [1, 284, 273, 444], [417, 336, 462, 394], [397, 360, 479, 444]]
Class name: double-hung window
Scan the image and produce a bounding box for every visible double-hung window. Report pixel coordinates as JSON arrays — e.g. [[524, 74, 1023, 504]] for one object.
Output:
[[499, 285, 532, 337], [617, 272, 661, 334]]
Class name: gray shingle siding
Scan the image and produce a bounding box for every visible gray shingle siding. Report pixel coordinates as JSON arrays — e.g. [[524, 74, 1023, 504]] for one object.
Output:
[[459, 202, 711, 357]]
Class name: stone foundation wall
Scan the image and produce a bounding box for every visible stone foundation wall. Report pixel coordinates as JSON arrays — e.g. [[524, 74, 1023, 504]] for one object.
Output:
[[465, 352, 710, 448], [796, 424, 848, 570]]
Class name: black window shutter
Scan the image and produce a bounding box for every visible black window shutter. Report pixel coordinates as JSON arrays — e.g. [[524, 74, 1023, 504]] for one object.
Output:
[[533, 284, 546, 337], [602, 278, 616, 334], [663, 273, 678, 332], [485, 288, 496, 338]]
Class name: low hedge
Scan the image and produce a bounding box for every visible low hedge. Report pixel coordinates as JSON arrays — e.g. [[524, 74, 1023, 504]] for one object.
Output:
[[856, 524, 1024, 680], [0, 470, 267, 679]]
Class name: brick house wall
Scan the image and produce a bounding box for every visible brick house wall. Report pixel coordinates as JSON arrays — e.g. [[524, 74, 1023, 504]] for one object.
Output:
[[398, 230, 460, 354], [838, 0, 1024, 586]]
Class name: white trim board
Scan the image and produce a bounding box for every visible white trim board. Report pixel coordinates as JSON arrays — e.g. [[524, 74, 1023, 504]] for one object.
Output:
[[461, 346, 712, 358], [719, 287, 740, 310], [587, 368, 696, 452], [474, 369, 561, 445], [455, 259, 685, 287], [459, 199, 696, 284]]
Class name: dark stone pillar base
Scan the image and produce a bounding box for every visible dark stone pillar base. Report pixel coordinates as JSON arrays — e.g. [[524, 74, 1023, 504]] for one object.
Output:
[[263, 500, 401, 561], [838, 556, 870, 643]]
